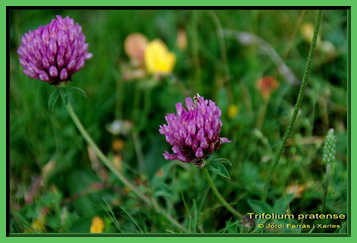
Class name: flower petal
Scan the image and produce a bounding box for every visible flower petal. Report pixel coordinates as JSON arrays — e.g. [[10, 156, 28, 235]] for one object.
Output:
[[220, 137, 231, 143]]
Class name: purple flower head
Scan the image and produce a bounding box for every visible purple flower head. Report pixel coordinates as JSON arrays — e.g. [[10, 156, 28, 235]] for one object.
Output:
[[159, 94, 231, 166], [17, 15, 92, 85]]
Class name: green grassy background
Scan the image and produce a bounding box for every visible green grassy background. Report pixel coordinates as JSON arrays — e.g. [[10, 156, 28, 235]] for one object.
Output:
[[9, 9, 347, 233]]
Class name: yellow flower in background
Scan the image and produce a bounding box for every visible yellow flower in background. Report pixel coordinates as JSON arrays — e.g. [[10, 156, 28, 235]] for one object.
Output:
[[30, 217, 46, 232], [23, 207, 48, 233], [144, 39, 176, 74], [112, 138, 125, 152], [227, 104, 239, 119], [301, 22, 337, 59], [90, 216, 105, 233], [300, 22, 321, 45], [24, 217, 46, 233]]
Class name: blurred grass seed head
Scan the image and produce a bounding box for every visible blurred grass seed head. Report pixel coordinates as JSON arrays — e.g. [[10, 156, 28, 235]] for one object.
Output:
[[323, 128, 336, 164]]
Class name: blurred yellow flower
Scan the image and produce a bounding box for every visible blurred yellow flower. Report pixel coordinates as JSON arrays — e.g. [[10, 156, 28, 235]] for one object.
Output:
[[227, 104, 239, 119], [31, 217, 46, 232], [24, 207, 48, 233], [90, 216, 105, 233], [24, 217, 45, 233], [301, 23, 337, 60], [112, 138, 125, 152], [286, 184, 306, 198], [300, 22, 321, 45], [144, 39, 176, 74]]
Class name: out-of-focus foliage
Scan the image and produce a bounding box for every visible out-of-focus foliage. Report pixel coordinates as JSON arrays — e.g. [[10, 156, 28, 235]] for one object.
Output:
[[9, 9, 348, 233]]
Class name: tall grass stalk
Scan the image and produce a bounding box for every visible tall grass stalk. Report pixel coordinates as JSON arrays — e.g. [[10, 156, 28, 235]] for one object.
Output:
[[262, 10, 323, 202], [189, 10, 201, 93]]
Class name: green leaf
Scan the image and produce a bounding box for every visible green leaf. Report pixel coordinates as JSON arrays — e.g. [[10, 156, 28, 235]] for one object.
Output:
[[66, 169, 100, 216], [71, 86, 88, 99], [208, 162, 230, 179], [209, 157, 232, 166], [68, 217, 92, 233], [48, 88, 60, 112], [190, 200, 198, 233], [154, 183, 175, 199], [273, 194, 294, 214], [59, 87, 71, 105], [247, 199, 274, 214]]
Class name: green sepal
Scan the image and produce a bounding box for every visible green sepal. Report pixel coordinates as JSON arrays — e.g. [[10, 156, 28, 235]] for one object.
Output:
[[208, 160, 230, 179], [48, 88, 60, 113], [71, 86, 88, 99]]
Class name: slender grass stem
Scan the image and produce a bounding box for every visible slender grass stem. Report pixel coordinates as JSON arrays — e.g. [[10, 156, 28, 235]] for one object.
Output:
[[132, 131, 147, 176], [64, 102, 149, 203], [190, 10, 201, 93], [256, 96, 270, 130], [282, 10, 306, 59], [208, 10, 233, 103], [62, 101, 186, 232], [262, 10, 323, 202], [203, 167, 243, 219]]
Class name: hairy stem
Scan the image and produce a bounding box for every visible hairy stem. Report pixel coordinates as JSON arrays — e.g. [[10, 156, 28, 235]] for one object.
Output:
[[203, 167, 243, 219], [63, 101, 185, 231], [262, 10, 323, 202], [64, 102, 149, 202]]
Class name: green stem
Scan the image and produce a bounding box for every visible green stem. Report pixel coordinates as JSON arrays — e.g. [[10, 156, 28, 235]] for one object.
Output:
[[322, 163, 331, 212], [262, 10, 323, 202], [132, 131, 147, 176], [63, 101, 186, 231], [64, 102, 149, 203], [190, 10, 201, 93], [203, 167, 243, 219], [256, 96, 270, 130]]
